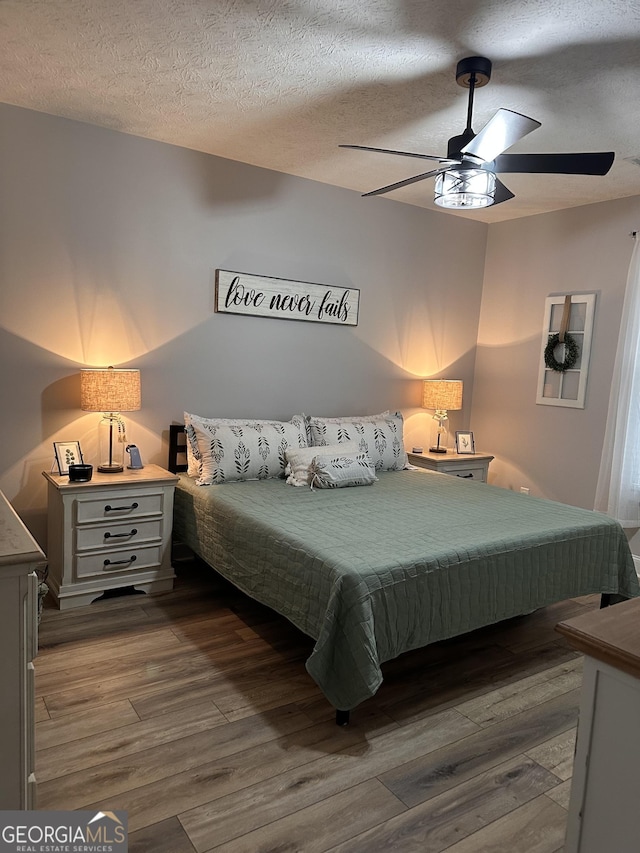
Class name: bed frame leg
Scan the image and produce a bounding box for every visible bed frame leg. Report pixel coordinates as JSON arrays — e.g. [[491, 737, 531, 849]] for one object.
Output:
[[335, 709, 350, 726]]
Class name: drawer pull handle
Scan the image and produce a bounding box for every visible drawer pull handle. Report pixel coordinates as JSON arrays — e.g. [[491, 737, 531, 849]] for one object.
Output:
[[456, 473, 474, 478], [103, 555, 137, 568], [104, 529, 138, 539], [104, 502, 139, 512]]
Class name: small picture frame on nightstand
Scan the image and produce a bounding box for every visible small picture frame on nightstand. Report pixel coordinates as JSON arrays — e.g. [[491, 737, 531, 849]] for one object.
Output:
[[455, 431, 475, 454], [53, 441, 84, 475]]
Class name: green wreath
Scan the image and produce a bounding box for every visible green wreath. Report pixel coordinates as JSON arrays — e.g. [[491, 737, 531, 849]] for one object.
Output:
[[544, 332, 579, 372]]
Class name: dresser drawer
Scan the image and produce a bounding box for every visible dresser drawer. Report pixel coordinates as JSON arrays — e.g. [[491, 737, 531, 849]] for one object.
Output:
[[26, 572, 38, 662], [25, 661, 35, 789], [76, 545, 163, 579], [75, 492, 163, 524], [75, 517, 163, 551]]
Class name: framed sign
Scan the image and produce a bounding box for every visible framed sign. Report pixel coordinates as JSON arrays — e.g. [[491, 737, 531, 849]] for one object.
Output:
[[214, 270, 359, 326]]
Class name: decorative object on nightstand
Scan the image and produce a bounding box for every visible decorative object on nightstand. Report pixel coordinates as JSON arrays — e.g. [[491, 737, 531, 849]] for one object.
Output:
[[42, 464, 178, 609], [81, 367, 141, 474], [422, 379, 463, 453], [125, 444, 144, 469], [68, 463, 93, 482], [52, 440, 84, 475], [455, 430, 475, 454]]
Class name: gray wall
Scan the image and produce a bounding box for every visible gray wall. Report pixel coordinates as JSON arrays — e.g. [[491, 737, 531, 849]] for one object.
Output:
[[0, 104, 488, 546], [471, 195, 640, 508], [5, 102, 639, 547]]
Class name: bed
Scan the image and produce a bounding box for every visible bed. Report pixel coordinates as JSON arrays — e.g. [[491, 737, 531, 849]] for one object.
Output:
[[168, 423, 640, 722]]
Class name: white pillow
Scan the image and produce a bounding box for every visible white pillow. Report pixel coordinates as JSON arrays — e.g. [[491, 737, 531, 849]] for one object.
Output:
[[310, 451, 377, 489], [184, 412, 306, 477], [303, 411, 389, 444], [305, 411, 389, 423], [307, 412, 408, 471], [285, 442, 357, 487], [193, 419, 308, 485]]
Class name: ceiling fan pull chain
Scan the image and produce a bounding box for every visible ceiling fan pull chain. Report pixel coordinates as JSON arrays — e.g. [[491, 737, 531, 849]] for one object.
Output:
[[559, 294, 572, 343]]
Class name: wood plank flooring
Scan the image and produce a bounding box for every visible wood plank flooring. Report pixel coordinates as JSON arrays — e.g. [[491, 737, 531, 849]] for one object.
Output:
[[34, 557, 596, 852]]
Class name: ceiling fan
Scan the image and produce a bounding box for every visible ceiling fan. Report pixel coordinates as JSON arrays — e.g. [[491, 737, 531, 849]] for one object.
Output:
[[340, 56, 615, 209]]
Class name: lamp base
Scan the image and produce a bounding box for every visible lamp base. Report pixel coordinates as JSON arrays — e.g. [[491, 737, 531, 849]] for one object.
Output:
[[97, 463, 124, 474], [429, 446, 447, 454]]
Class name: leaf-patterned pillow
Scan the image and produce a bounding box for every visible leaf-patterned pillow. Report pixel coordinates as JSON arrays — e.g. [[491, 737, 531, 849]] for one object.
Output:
[[306, 412, 408, 471], [302, 411, 389, 444], [285, 442, 358, 486], [310, 451, 377, 489], [192, 419, 308, 485], [184, 413, 307, 478]]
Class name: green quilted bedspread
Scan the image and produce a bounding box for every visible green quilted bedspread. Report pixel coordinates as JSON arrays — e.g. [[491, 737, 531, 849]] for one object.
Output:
[[173, 469, 639, 710]]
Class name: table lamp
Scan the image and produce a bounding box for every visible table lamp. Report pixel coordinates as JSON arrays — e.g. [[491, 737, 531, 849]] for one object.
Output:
[[422, 379, 463, 453], [80, 367, 141, 473]]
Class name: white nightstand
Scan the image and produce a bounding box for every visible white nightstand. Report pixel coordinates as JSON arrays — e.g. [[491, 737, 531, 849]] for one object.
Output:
[[407, 451, 494, 482], [43, 464, 178, 610]]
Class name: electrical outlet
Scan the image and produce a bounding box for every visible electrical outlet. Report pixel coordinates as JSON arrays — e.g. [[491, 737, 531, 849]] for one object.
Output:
[[520, 487, 530, 495]]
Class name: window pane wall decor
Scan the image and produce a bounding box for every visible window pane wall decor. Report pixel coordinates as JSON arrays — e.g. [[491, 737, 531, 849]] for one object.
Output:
[[536, 293, 596, 409]]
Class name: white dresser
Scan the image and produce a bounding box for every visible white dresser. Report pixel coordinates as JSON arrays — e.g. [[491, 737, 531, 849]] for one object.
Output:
[[557, 598, 640, 853], [43, 465, 178, 609], [0, 490, 45, 809]]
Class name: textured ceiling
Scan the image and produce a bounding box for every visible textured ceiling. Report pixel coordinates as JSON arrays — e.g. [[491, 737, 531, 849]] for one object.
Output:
[[1, 0, 640, 222]]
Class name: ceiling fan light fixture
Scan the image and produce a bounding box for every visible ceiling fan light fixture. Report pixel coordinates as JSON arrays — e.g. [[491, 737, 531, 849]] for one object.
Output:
[[434, 168, 496, 209], [343, 55, 614, 208]]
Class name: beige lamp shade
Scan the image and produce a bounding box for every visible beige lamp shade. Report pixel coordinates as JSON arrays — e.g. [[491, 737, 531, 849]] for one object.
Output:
[[422, 379, 463, 411], [81, 368, 141, 413]]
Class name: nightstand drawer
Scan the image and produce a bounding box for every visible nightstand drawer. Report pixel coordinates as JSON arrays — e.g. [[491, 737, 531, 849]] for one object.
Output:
[[408, 452, 493, 483], [450, 467, 486, 481], [75, 492, 163, 524], [75, 517, 163, 551], [76, 545, 163, 579]]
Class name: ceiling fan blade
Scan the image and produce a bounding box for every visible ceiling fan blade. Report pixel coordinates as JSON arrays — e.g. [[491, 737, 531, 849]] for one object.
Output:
[[493, 151, 615, 175], [339, 144, 459, 165], [462, 108, 541, 163], [491, 177, 515, 206], [362, 166, 450, 197]]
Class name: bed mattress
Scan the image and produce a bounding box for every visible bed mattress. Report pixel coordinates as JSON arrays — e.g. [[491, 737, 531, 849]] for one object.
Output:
[[173, 468, 639, 710]]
